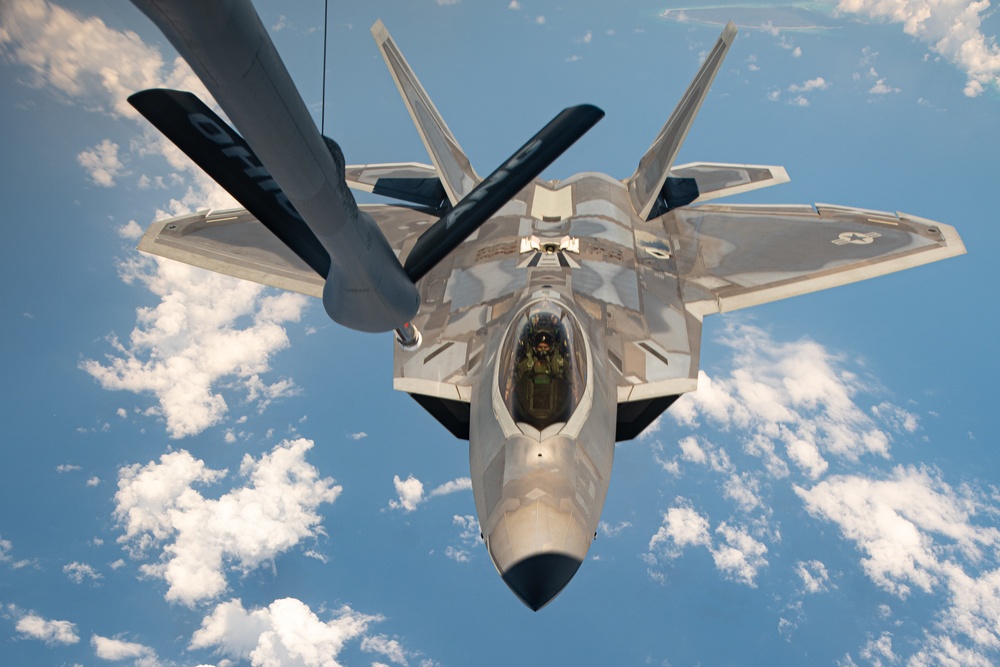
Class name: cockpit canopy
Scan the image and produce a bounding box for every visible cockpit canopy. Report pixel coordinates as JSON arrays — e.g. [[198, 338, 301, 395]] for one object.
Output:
[[498, 300, 587, 430]]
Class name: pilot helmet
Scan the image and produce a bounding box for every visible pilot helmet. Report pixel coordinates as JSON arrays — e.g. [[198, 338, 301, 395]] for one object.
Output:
[[532, 331, 554, 356]]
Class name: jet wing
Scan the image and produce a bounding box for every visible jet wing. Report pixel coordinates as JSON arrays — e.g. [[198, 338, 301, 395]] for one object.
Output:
[[138, 204, 437, 297], [667, 202, 966, 317]]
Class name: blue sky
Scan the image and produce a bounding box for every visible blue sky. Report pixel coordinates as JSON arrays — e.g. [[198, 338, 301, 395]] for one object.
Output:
[[1, 1, 998, 665]]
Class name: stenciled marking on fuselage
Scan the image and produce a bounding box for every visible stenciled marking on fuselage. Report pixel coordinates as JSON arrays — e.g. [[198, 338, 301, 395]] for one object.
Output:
[[187, 112, 304, 223], [444, 138, 543, 229]]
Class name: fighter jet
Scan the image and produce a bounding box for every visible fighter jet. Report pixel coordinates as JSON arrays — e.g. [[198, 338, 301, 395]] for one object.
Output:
[[127, 0, 965, 611]]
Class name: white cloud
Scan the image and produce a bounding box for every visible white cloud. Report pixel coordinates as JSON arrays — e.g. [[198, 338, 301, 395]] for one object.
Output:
[[191, 597, 388, 667], [869, 78, 901, 94], [91, 634, 160, 666], [114, 438, 340, 606], [0, 0, 207, 116], [724, 472, 763, 512], [77, 139, 123, 187], [389, 474, 424, 512], [0, 0, 233, 212], [56, 463, 81, 473], [64, 561, 102, 584], [86, 476, 101, 487], [446, 514, 481, 563], [860, 631, 897, 666], [836, 0, 1000, 96], [15, 614, 80, 644], [796, 559, 833, 594], [712, 522, 768, 586], [789, 77, 830, 92], [647, 500, 768, 585], [429, 477, 472, 498], [389, 474, 470, 512], [678, 435, 707, 464], [348, 431, 368, 441], [796, 465, 1000, 658], [81, 256, 308, 439], [599, 520, 632, 537], [117, 220, 144, 240], [648, 501, 711, 557], [362, 634, 409, 666], [672, 322, 900, 478], [508, 0, 521, 9]]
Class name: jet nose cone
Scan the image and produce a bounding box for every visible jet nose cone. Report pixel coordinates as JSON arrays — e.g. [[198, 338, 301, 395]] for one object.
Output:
[[501, 553, 583, 611]]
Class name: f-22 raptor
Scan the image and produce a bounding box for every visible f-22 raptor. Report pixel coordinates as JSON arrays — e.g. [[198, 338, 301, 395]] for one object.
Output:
[[128, 0, 964, 610]]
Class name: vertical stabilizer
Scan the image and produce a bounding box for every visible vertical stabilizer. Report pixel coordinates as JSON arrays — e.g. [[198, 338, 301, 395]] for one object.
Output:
[[627, 21, 737, 220], [372, 20, 480, 206]]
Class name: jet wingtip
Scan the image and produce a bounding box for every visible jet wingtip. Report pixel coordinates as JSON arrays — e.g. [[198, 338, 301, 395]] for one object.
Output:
[[722, 20, 738, 43], [370, 18, 387, 39]]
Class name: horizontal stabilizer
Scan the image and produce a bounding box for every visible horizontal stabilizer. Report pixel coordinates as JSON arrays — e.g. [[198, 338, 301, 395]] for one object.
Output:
[[345, 162, 448, 210], [128, 88, 330, 278], [403, 104, 605, 283], [628, 21, 737, 220], [652, 162, 790, 214], [372, 19, 480, 205]]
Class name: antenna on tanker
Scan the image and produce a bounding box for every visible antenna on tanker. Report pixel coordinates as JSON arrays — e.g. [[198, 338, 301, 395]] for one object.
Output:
[[321, 0, 329, 135]]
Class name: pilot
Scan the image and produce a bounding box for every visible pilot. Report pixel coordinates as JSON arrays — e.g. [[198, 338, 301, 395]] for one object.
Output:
[[525, 331, 565, 379]]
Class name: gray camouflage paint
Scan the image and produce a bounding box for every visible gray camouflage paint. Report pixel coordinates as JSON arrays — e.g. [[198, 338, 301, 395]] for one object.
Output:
[[134, 8, 965, 610]]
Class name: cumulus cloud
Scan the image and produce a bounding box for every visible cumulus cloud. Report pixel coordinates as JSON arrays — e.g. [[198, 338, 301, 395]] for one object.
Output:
[[15, 613, 80, 644], [648, 501, 712, 557], [389, 474, 471, 512], [389, 474, 424, 513], [647, 499, 768, 585], [671, 321, 898, 478], [0, 0, 207, 116], [81, 257, 307, 439], [0, 0, 232, 211], [796, 465, 1000, 658], [64, 561, 102, 584], [835, 0, 1000, 96], [869, 78, 901, 94], [77, 139, 124, 187], [190, 597, 396, 667], [114, 438, 340, 606], [789, 76, 829, 92], [117, 220, 144, 240], [796, 559, 834, 594], [712, 522, 768, 586], [91, 634, 160, 666], [362, 634, 410, 666], [446, 514, 481, 563]]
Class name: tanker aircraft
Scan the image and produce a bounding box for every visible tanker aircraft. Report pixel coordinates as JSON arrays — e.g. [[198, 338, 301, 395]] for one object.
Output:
[[128, 0, 965, 610]]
